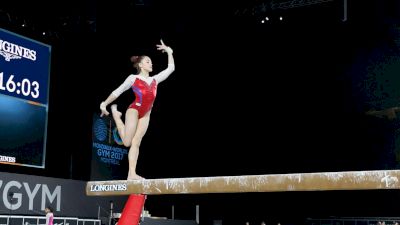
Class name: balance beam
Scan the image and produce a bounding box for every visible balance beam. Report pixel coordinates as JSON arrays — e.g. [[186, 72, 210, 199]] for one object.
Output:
[[86, 169, 400, 196]]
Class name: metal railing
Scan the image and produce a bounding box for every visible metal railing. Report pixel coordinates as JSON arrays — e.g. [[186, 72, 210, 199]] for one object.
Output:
[[0, 215, 101, 225], [307, 217, 400, 225]]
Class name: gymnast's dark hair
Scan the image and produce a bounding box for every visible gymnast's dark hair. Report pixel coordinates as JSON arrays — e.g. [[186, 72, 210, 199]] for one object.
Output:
[[130, 55, 147, 73]]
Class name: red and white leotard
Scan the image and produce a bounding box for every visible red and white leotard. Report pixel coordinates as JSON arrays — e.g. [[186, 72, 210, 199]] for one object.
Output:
[[111, 64, 175, 118]]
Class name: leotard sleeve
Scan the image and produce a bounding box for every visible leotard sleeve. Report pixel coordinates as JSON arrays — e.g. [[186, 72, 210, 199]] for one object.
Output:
[[111, 75, 136, 97], [153, 64, 175, 84]]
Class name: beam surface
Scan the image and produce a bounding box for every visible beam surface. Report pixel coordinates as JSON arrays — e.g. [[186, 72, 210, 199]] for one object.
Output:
[[86, 170, 400, 196]]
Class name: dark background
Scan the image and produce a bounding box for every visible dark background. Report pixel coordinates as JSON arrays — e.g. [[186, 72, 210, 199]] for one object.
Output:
[[0, 0, 399, 223]]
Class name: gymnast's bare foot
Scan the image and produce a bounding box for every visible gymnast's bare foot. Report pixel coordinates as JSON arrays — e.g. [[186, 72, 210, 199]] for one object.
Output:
[[127, 172, 145, 180], [111, 104, 122, 119]]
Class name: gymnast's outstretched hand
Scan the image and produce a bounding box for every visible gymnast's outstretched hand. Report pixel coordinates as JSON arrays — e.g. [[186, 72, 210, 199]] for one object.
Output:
[[156, 39, 173, 54]]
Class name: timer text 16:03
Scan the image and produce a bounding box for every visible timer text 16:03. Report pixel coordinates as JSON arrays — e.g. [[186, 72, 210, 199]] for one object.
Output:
[[0, 72, 39, 98]]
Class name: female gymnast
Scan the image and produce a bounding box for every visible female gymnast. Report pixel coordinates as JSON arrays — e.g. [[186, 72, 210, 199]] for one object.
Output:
[[99, 40, 175, 180]]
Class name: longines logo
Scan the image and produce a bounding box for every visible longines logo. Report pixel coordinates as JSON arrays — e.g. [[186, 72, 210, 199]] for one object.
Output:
[[0, 155, 16, 163], [0, 39, 37, 62], [90, 184, 127, 192]]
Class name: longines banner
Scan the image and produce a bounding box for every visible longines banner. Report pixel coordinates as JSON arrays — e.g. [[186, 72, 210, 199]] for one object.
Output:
[[0, 172, 127, 217], [91, 113, 129, 180]]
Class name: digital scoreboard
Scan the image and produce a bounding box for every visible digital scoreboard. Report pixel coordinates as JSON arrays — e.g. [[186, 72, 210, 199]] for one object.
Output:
[[0, 28, 51, 168]]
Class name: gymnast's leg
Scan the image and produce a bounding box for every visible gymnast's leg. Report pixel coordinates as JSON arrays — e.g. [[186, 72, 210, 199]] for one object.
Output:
[[111, 104, 139, 147], [127, 111, 151, 180]]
